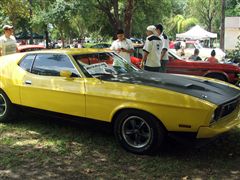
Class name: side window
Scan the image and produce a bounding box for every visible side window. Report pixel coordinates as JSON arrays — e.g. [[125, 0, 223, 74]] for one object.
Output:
[[31, 54, 79, 77], [19, 54, 36, 72]]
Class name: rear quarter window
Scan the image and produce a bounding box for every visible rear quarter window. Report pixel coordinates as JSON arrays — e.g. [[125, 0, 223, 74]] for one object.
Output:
[[18, 54, 36, 72]]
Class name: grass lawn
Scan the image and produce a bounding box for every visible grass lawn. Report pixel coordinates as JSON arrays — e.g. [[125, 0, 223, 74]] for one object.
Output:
[[0, 113, 240, 179]]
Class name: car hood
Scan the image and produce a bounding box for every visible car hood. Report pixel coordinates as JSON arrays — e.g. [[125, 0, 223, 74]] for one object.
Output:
[[101, 71, 240, 105]]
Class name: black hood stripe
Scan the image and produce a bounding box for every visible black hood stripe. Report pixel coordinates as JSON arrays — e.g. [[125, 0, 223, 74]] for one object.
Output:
[[100, 71, 240, 105]]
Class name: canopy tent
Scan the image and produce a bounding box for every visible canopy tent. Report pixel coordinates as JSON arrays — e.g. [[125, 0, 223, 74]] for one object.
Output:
[[176, 25, 217, 40]]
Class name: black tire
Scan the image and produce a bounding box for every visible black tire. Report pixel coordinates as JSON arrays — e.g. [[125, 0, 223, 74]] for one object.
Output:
[[0, 90, 16, 123], [205, 73, 228, 82], [114, 110, 166, 155]]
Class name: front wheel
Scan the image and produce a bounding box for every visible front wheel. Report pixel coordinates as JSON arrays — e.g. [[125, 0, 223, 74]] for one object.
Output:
[[114, 110, 166, 154], [0, 90, 16, 123]]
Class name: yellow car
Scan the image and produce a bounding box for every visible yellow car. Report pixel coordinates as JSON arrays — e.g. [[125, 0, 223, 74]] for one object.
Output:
[[0, 48, 239, 154]]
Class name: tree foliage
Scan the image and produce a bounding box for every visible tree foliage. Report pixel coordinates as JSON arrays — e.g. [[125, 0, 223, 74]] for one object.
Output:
[[0, 0, 30, 31], [187, 0, 221, 32], [226, 0, 240, 16], [0, 0, 239, 42], [165, 15, 198, 37]]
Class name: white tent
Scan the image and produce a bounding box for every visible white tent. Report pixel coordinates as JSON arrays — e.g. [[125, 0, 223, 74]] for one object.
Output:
[[176, 25, 217, 40]]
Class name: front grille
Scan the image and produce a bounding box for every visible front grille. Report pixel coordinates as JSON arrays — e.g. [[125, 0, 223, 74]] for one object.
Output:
[[214, 98, 240, 121]]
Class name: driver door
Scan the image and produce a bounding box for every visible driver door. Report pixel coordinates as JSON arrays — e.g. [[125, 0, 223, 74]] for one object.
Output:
[[19, 53, 86, 117]]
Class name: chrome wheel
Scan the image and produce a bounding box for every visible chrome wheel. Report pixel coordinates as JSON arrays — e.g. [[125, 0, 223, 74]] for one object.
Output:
[[0, 94, 7, 117], [115, 110, 166, 154], [121, 116, 152, 148]]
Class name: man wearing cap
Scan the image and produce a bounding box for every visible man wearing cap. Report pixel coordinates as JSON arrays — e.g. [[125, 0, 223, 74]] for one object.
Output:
[[110, 29, 134, 63], [0, 25, 18, 56], [155, 23, 169, 73], [141, 25, 162, 72]]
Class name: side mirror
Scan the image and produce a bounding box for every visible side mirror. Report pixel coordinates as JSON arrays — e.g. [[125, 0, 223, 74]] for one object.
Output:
[[60, 70, 72, 78]]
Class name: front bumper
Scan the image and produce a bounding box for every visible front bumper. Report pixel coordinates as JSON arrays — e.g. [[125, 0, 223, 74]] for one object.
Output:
[[197, 107, 240, 138]]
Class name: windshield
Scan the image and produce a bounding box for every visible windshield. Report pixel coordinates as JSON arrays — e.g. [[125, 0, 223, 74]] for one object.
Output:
[[73, 52, 139, 77], [194, 42, 203, 49], [168, 49, 184, 60]]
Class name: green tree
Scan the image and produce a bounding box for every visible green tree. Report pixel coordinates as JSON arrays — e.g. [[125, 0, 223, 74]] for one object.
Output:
[[188, 0, 220, 32], [170, 0, 188, 15], [95, 0, 132, 37], [226, 0, 240, 16], [32, 0, 80, 47], [0, 0, 185, 42], [131, 0, 172, 38], [165, 14, 198, 37], [0, 0, 29, 30]]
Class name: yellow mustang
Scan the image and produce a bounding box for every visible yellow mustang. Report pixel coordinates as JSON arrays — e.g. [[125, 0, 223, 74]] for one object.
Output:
[[0, 48, 239, 154]]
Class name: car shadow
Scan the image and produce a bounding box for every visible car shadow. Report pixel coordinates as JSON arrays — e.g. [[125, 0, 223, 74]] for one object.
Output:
[[14, 110, 240, 158], [2, 111, 240, 179]]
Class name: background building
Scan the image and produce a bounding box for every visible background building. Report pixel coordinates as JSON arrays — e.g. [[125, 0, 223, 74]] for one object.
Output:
[[225, 17, 240, 50]]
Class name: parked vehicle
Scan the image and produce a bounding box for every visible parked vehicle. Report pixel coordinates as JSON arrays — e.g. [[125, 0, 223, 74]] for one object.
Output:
[[171, 40, 226, 62], [18, 44, 45, 52], [131, 46, 240, 85], [0, 48, 239, 154], [83, 43, 111, 49], [130, 37, 144, 45]]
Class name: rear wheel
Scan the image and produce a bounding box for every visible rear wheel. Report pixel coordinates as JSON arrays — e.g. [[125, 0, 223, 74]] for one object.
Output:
[[0, 90, 16, 123], [114, 110, 166, 154]]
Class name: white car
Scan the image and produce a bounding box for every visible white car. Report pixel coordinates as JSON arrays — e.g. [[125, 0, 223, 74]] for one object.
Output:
[[174, 40, 226, 62]]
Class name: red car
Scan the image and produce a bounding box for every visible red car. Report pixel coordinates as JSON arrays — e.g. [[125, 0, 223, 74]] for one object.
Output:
[[131, 46, 240, 84], [17, 44, 45, 52]]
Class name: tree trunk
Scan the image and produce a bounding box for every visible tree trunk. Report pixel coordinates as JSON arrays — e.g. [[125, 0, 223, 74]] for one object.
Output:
[[45, 25, 49, 49], [124, 0, 134, 38], [96, 0, 122, 38], [60, 30, 64, 48], [208, 20, 212, 32], [112, 0, 121, 30], [29, 0, 33, 44], [220, 0, 225, 51]]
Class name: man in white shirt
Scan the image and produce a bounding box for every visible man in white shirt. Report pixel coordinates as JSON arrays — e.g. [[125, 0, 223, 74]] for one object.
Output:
[[180, 40, 186, 56], [141, 25, 162, 72], [0, 25, 18, 56], [110, 29, 134, 63], [155, 23, 169, 72]]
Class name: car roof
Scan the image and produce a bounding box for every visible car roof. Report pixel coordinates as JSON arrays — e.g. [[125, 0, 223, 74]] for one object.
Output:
[[0, 48, 114, 65]]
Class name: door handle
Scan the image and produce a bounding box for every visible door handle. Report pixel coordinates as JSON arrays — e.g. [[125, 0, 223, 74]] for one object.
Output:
[[25, 80, 32, 85]]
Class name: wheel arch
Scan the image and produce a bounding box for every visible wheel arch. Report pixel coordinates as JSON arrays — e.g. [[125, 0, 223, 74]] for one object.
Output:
[[0, 88, 15, 104], [203, 71, 229, 82], [111, 108, 167, 132]]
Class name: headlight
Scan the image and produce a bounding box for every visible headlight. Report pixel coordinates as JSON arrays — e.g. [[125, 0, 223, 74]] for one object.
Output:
[[211, 98, 239, 124], [210, 107, 221, 124]]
